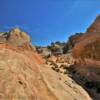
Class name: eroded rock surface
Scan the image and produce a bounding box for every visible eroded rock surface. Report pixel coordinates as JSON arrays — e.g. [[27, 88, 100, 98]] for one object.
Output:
[[0, 28, 92, 100], [72, 15, 100, 100]]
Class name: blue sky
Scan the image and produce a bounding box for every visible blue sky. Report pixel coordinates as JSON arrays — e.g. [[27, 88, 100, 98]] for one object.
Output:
[[0, 0, 100, 46]]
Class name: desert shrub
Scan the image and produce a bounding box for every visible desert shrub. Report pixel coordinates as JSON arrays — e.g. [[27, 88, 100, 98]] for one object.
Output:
[[60, 64, 67, 69], [44, 54, 51, 59], [64, 70, 70, 74], [52, 62, 58, 68], [51, 67, 59, 72], [55, 68, 60, 72]]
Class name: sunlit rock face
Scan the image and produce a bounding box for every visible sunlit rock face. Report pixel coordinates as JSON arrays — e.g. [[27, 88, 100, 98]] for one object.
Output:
[[0, 28, 34, 50], [87, 15, 100, 32], [0, 28, 47, 100], [0, 28, 92, 100], [7, 28, 31, 45], [72, 15, 100, 82]]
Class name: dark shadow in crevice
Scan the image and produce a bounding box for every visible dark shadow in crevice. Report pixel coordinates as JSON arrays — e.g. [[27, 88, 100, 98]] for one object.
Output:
[[66, 65, 100, 100]]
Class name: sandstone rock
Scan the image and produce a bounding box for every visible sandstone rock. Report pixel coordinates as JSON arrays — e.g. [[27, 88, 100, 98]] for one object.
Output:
[[72, 15, 100, 100], [87, 15, 100, 32], [0, 28, 92, 100], [63, 33, 83, 54], [7, 28, 31, 46], [0, 28, 34, 51], [73, 15, 100, 63]]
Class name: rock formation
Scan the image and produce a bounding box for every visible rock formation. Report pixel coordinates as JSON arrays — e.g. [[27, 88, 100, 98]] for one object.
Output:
[[72, 15, 100, 100], [87, 15, 100, 32], [73, 15, 100, 69], [0, 28, 92, 100], [63, 33, 83, 54]]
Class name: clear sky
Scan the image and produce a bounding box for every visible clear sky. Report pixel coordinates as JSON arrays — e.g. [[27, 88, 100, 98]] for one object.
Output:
[[0, 0, 100, 46]]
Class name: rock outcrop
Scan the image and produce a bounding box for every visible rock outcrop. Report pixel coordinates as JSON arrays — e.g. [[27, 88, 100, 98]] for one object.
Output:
[[63, 33, 83, 54], [87, 15, 100, 32], [73, 15, 100, 67], [0, 28, 92, 100], [71, 15, 100, 100], [0, 28, 34, 51]]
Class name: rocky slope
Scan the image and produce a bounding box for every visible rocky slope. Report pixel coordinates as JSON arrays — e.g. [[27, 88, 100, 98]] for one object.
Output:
[[72, 15, 100, 80], [0, 28, 92, 100], [71, 15, 100, 100]]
